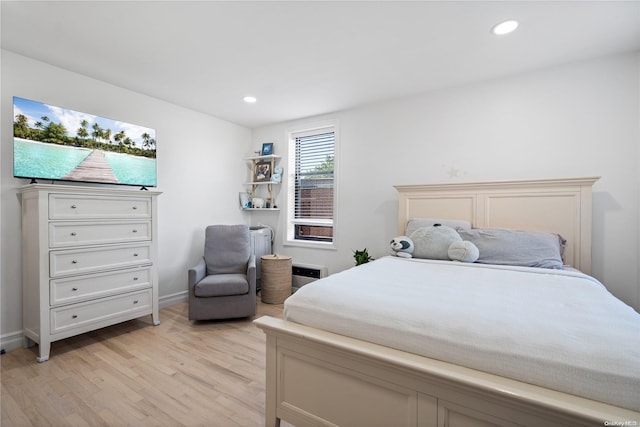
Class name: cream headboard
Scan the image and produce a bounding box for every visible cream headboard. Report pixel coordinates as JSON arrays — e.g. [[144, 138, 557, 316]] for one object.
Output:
[[395, 177, 599, 274]]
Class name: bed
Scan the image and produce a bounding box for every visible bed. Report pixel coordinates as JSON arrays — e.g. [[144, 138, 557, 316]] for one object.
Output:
[[254, 177, 640, 427]]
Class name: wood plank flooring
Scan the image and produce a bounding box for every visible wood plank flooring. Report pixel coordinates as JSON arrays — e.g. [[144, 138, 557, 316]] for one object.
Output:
[[1, 299, 292, 427]]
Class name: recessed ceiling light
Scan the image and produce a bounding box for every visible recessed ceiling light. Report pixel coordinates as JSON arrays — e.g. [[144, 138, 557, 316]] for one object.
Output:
[[243, 96, 257, 103], [491, 20, 519, 35]]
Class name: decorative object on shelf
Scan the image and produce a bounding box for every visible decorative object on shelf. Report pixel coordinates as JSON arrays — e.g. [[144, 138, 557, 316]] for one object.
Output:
[[272, 166, 283, 183], [261, 142, 274, 156], [252, 197, 264, 208], [239, 192, 251, 209], [254, 161, 271, 182]]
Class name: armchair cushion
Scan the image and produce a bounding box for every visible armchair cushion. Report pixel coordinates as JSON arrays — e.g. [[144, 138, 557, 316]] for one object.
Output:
[[205, 224, 251, 275], [194, 273, 249, 297]]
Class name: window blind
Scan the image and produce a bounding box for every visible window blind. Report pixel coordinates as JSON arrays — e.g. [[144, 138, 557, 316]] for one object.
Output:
[[293, 130, 334, 241]]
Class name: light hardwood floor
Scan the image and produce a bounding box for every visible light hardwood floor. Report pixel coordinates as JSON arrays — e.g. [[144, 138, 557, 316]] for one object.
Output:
[[1, 299, 291, 427]]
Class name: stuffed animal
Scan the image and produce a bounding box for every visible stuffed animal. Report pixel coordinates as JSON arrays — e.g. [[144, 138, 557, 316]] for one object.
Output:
[[390, 236, 414, 258], [447, 240, 480, 263], [409, 224, 479, 262]]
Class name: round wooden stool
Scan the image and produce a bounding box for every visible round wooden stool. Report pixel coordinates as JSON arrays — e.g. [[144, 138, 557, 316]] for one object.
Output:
[[260, 254, 292, 304]]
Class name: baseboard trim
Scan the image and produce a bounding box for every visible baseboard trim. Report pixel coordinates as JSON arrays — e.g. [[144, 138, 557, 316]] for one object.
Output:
[[159, 290, 188, 308], [1, 291, 189, 355], [1, 330, 25, 353]]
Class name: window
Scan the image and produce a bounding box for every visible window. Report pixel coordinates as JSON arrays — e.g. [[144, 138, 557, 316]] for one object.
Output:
[[287, 124, 336, 246]]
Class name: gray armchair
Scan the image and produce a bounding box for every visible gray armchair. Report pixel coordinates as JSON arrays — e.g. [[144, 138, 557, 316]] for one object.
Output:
[[188, 224, 257, 320]]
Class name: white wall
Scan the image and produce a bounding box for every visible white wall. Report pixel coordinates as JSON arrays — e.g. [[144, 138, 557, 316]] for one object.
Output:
[[1, 50, 252, 351], [252, 52, 640, 311]]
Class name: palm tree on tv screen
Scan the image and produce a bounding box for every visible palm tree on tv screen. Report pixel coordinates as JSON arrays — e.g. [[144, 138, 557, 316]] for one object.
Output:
[[13, 114, 30, 138], [103, 128, 112, 145]]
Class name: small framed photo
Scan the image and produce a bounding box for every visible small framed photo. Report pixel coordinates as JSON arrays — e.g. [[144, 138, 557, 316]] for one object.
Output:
[[261, 142, 274, 156], [254, 161, 271, 182]]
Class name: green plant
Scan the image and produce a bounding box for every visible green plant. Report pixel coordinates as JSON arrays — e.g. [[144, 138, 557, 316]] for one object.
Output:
[[353, 248, 373, 266]]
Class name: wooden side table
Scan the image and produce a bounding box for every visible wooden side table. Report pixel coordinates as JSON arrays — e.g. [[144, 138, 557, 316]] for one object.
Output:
[[260, 254, 292, 304]]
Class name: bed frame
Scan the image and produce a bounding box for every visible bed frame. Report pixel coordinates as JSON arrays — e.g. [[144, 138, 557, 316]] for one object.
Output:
[[255, 177, 640, 427]]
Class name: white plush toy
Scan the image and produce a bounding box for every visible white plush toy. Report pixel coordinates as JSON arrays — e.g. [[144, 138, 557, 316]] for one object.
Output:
[[410, 224, 479, 263], [390, 236, 414, 258]]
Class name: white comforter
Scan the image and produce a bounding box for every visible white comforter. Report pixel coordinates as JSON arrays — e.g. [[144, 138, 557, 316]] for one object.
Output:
[[284, 256, 640, 411]]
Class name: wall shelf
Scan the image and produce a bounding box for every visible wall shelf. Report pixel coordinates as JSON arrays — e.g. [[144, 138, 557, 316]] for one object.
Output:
[[243, 154, 281, 210], [244, 181, 279, 186], [246, 154, 280, 161]]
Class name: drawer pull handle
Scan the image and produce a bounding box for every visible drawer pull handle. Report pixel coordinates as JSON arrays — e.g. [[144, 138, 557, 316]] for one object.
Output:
[[133, 300, 139, 304], [132, 229, 138, 233], [72, 315, 78, 319], [72, 287, 78, 291], [70, 232, 77, 236], [72, 260, 78, 264], [133, 253, 138, 257], [71, 204, 77, 209], [133, 277, 139, 281], [132, 206, 138, 210]]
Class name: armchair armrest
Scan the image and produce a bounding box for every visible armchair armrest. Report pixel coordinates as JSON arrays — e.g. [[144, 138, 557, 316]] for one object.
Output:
[[247, 254, 257, 295], [188, 257, 207, 287], [247, 254, 256, 273]]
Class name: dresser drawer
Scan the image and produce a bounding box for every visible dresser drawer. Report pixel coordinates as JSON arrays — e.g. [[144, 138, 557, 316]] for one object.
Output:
[[50, 267, 151, 306], [49, 221, 151, 248], [49, 194, 151, 219], [50, 243, 152, 277], [50, 289, 152, 334]]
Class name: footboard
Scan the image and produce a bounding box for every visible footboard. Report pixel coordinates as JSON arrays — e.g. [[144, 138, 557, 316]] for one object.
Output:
[[254, 316, 639, 427]]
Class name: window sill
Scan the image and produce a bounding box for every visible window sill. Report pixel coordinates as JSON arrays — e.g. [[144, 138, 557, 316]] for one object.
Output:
[[283, 239, 337, 251]]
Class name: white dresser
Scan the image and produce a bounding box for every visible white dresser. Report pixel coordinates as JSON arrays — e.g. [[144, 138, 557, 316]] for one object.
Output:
[[20, 184, 161, 362]]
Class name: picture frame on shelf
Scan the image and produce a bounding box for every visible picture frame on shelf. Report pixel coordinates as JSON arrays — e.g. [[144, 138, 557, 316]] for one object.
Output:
[[261, 142, 274, 156], [254, 161, 271, 182]]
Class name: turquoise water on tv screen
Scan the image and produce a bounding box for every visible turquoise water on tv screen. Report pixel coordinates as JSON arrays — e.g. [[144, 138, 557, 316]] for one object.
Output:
[[14, 139, 157, 186], [104, 151, 157, 187], [14, 139, 91, 178]]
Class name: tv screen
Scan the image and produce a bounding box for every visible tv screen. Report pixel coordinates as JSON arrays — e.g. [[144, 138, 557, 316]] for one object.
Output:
[[13, 96, 157, 188]]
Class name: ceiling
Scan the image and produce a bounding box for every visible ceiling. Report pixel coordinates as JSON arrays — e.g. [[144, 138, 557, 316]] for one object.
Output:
[[2, 1, 640, 129]]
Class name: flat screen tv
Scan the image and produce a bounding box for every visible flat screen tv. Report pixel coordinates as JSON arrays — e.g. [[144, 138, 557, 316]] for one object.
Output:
[[13, 96, 157, 188]]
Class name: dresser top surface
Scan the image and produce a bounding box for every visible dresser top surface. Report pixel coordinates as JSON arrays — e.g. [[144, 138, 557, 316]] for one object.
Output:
[[19, 183, 162, 197]]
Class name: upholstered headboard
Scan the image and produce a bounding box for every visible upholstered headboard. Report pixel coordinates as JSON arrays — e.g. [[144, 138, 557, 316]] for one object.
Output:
[[395, 177, 599, 274]]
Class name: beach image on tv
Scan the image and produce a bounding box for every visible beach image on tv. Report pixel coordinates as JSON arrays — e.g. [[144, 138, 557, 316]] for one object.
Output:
[[13, 96, 157, 187]]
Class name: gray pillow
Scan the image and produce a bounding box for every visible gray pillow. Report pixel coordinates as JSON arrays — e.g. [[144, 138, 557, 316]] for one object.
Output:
[[457, 228, 566, 269], [405, 218, 471, 237]]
